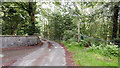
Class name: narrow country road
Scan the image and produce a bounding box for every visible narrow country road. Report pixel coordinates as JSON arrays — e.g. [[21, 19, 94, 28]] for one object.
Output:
[[8, 39, 66, 66]]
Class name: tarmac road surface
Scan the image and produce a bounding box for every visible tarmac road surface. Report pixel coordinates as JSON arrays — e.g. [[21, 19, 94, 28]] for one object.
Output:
[[10, 39, 66, 66]]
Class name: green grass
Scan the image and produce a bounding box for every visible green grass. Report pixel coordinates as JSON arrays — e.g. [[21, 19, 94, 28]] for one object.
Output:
[[62, 41, 118, 66]]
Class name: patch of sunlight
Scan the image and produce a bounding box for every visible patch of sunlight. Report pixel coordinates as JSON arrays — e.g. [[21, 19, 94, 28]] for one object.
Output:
[[94, 54, 113, 62]]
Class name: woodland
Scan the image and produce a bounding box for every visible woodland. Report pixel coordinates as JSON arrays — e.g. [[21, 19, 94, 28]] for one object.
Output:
[[1, 1, 120, 66]]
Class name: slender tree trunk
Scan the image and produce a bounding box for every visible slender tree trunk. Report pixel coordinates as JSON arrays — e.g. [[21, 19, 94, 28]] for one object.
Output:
[[29, 2, 35, 23], [13, 24, 18, 35], [44, 22, 45, 38], [119, 3, 120, 38], [12, 25, 14, 35], [119, 20, 120, 38], [78, 22, 80, 42], [112, 4, 119, 39]]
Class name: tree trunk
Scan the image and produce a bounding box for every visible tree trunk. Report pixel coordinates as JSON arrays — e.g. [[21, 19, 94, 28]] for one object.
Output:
[[29, 2, 35, 23], [119, 20, 120, 38], [112, 4, 119, 39], [28, 2, 35, 35], [13, 24, 18, 35], [78, 22, 80, 42]]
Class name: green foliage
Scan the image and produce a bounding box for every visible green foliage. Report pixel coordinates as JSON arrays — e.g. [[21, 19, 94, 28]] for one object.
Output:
[[65, 38, 88, 47], [79, 39, 88, 47], [27, 22, 39, 35], [2, 2, 39, 35], [88, 43, 118, 57], [63, 29, 77, 41], [67, 38, 77, 43], [84, 38, 104, 46], [62, 41, 118, 66], [37, 2, 120, 41], [45, 12, 76, 40], [66, 37, 118, 57], [66, 42, 80, 48]]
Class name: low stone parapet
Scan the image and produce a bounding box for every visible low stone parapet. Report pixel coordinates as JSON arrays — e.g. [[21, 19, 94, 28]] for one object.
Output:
[[0, 35, 39, 48]]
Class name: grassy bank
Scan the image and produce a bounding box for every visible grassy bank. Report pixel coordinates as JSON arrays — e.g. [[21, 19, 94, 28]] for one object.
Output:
[[62, 41, 118, 66]]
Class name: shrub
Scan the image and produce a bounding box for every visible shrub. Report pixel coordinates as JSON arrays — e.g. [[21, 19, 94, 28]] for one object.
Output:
[[88, 43, 118, 57], [65, 41, 80, 48], [67, 38, 77, 43], [79, 39, 87, 47], [104, 44, 118, 57]]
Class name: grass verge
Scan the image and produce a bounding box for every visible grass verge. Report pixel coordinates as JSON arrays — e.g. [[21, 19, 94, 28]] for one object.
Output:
[[62, 41, 118, 66]]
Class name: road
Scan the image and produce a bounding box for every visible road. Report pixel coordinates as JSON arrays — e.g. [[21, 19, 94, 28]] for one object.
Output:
[[2, 39, 66, 66]]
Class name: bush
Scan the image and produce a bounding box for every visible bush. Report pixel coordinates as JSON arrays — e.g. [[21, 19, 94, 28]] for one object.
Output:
[[88, 43, 118, 57], [67, 38, 77, 43], [79, 39, 87, 47], [68, 38, 88, 47], [65, 41, 80, 48], [67, 38, 90, 47], [104, 44, 118, 56]]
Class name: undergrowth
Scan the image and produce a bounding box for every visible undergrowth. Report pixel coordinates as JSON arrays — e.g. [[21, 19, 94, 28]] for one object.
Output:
[[62, 39, 118, 66]]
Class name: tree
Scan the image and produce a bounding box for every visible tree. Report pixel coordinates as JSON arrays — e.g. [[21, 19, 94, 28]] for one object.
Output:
[[112, 2, 119, 39], [2, 2, 26, 35], [16, 2, 37, 35], [119, 20, 120, 38], [2, 2, 39, 35]]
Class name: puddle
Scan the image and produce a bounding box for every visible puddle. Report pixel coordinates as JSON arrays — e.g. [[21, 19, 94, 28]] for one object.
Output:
[[55, 47, 58, 48], [49, 49, 51, 51], [0, 54, 4, 57]]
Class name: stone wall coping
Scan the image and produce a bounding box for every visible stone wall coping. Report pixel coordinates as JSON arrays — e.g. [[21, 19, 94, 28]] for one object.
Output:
[[0, 35, 38, 37]]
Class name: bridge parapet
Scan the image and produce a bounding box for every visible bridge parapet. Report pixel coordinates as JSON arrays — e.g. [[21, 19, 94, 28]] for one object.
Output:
[[0, 35, 39, 48]]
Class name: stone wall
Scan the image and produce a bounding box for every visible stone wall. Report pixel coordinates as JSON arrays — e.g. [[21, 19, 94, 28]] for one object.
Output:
[[0, 35, 39, 48]]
